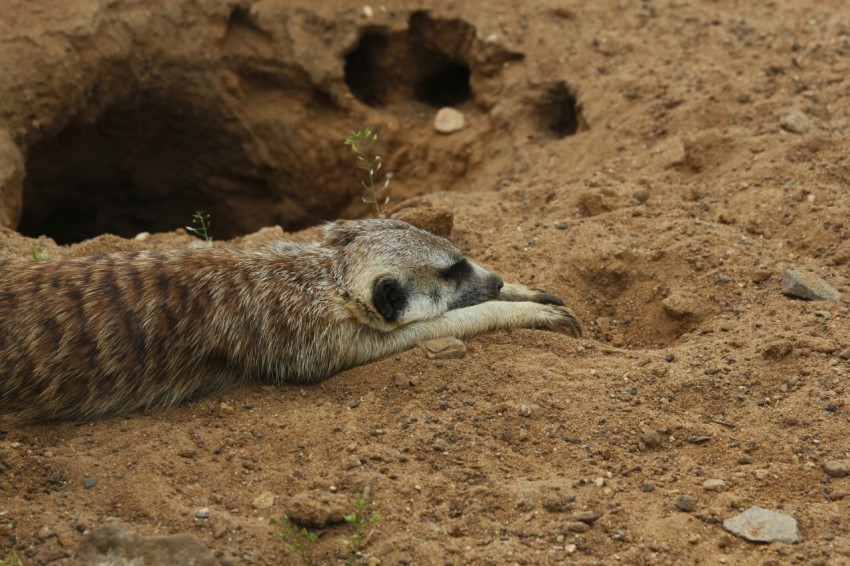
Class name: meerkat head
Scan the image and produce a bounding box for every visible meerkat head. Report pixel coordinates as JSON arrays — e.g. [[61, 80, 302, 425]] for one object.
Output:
[[325, 219, 503, 330]]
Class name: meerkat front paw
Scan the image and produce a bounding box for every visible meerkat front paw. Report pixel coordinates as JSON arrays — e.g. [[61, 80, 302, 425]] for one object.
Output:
[[499, 283, 565, 306], [534, 305, 582, 337]]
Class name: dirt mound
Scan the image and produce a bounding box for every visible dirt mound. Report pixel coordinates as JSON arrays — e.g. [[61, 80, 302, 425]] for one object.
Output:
[[1, 0, 849, 564]]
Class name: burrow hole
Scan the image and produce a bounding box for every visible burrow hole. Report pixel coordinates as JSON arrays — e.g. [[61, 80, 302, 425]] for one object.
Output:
[[344, 12, 474, 108], [18, 97, 273, 245]]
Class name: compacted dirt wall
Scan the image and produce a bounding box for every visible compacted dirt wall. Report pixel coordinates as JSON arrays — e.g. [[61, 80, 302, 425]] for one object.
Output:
[[1, 0, 850, 564]]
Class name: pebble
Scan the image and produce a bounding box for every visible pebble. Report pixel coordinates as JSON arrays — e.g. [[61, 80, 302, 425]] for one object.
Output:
[[342, 454, 362, 470], [563, 510, 603, 524], [515, 489, 539, 512], [178, 448, 197, 459], [76, 523, 215, 566], [753, 469, 769, 480], [751, 269, 772, 283], [779, 111, 811, 134], [286, 491, 350, 528], [686, 436, 711, 445], [554, 221, 569, 230], [417, 337, 466, 359], [780, 269, 844, 302], [433, 107, 466, 134], [723, 506, 800, 543], [675, 494, 696, 512], [195, 508, 210, 519], [564, 521, 590, 533], [83, 477, 97, 489], [633, 187, 650, 204], [251, 491, 275, 510], [702, 478, 726, 491], [823, 461, 849, 478], [640, 428, 662, 448], [219, 402, 234, 417], [838, 348, 850, 361], [519, 405, 532, 417]]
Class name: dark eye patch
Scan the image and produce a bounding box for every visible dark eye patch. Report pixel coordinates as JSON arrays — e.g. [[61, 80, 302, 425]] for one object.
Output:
[[440, 259, 471, 282]]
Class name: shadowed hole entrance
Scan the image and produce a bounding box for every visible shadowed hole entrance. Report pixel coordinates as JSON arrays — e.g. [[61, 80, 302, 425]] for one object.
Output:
[[19, 97, 276, 245]]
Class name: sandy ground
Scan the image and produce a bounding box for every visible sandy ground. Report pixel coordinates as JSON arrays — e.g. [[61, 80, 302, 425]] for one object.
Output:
[[1, 0, 850, 564]]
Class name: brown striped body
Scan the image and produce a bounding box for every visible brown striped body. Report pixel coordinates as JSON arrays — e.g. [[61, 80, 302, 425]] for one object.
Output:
[[0, 219, 580, 421]]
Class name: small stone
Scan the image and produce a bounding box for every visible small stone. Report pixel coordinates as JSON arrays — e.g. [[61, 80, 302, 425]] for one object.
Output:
[[178, 449, 197, 459], [780, 111, 811, 134], [751, 269, 772, 283], [687, 534, 700, 544], [723, 506, 800, 543], [594, 477, 605, 488], [252, 491, 275, 510], [433, 107, 465, 134], [737, 455, 753, 465], [76, 523, 215, 566], [134, 232, 150, 241], [518, 405, 532, 417], [702, 478, 726, 491], [633, 187, 650, 204], [838, 348, 850, 361], [780, 269, 844, 302], [515, 489, 539, 511], [83, 477, 97, 489], [286, 491, 350, 528], [565, 521, 590, 533], [640, 428, 662, 448], [564, 511, 603, 524], [554, 221, 569, 230], [675, 494, 696, 512], [641, 481, 655, 492], [753, 469, 769, 480], [686, 436, 711, 445], [417, 337, 466, 359], [823, 461, 849, 478], [195, 508, 210, 519], [361, 5, 373, 18], [342, 455, 362, 470], [219, 402, 234, 417]]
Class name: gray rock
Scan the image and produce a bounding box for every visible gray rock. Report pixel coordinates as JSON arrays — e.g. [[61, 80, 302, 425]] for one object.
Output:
[[702, 478, 726, 491], [780, 270, 844, 302], [823, 460, 849, 478], [83, 477, 97, 489], [515, 489, 539, 511], [76, 523, 215, 566], [723, 506, 800, 543], [780, 111, 811, 134], [640, 428, 662, 448], [675, 494, 695, 512]]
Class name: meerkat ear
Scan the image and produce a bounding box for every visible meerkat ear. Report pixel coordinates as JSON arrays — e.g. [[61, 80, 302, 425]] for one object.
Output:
[[373, 277, 407, 322], [322, 220, 360, 247]]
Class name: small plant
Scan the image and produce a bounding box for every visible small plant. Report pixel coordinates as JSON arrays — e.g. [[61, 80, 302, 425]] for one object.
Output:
[[270, 516, 319, 565], [344, 127, 391, 216], [186, 210, 212, 243], [0, 549, 22, 566], [343, 494, 381, 565], [30, 245, 49, 261]]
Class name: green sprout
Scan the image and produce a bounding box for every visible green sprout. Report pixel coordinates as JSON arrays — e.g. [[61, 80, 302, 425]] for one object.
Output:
[[343, 494, 381, 565], [186, 210, 212, 243], [344, 127, 391, 216], [270, 516, 319, 565], [30, 245, 49, 261]]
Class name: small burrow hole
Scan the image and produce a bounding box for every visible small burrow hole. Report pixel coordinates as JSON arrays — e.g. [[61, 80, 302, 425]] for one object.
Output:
[[538, 81, 582, 138], [344, 13, 474, 108], [417, 64, 471, 108]]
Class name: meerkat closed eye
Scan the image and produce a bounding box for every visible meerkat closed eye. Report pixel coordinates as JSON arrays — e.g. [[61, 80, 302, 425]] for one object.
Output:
[[0, 218, 580, 420]]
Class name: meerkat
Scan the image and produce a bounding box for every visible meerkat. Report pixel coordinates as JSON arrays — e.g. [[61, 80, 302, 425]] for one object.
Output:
[[0, 218, 580, 421]]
